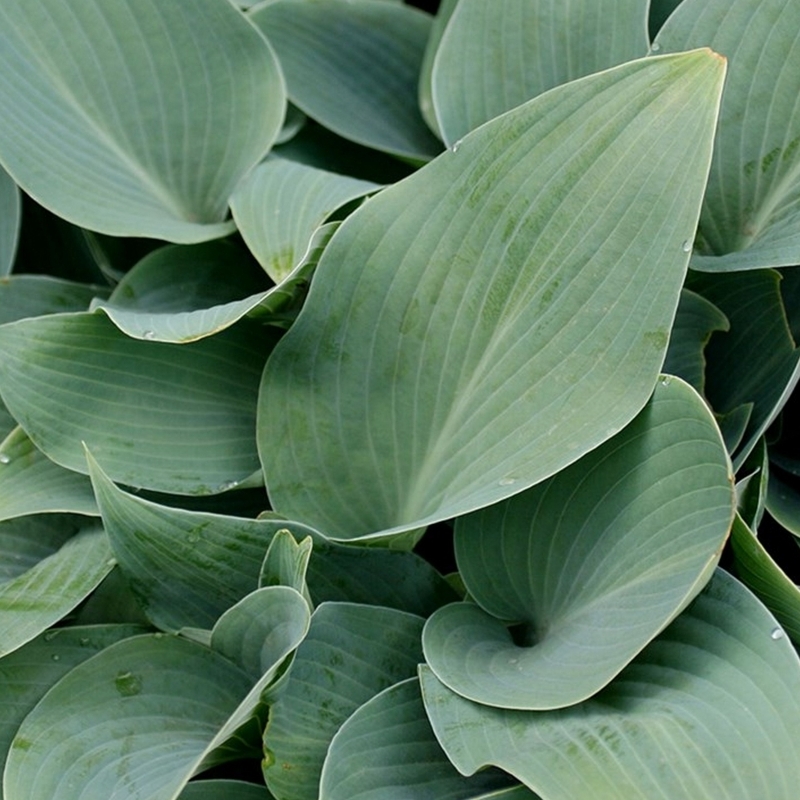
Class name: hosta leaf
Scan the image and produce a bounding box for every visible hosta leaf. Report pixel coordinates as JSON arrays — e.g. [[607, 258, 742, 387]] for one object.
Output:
[[263, 603, 425, 800], [423, 377, 734, 710], [0, 275, 106, 326], [648, 0, 682, 38], [0, 0, 284, 242], [250, 0, 441, 160], [0, 427, 97, 522], [260, 529, 313, 605], [730, 513, 800, 643], [766, 469, 800, 536], [179, 782, 274, 800], [91, 242, 273, 343], [3, 634, 254, 800], [0, 166, 20, 276], [259, 50, 725, 541], [320, 678, 520, 800], [230, 158, 379, 283], [656, 0, 800, 270], [89, 456, 318, 632], [421, 570, 800, 800], [417, 0, 458, 138], [0, 624, 149, 783], [690, 269, 800, 467], [0, 514, 80, 583], [431, 0, 650, 146], [0, 312, 272, 495], [0, 521, 113, 657], [662, 288, 729, 393]]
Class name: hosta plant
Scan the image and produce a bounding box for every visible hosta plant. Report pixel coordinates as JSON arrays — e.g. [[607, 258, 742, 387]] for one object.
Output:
[[1, 0, 800, 799]]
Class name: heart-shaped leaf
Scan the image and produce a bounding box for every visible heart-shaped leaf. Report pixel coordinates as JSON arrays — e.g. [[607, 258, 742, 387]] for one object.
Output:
[[250, 0, 440, 160], [259, 50, 725, 541], [422, 377, 734, 709], [0, 0, 285, 242], [0, 312, 274, 494], [656, 0, 800, 271], [3, 634, 255, 800], [430, 0, 650, 145], [421, 570, 800, 800]]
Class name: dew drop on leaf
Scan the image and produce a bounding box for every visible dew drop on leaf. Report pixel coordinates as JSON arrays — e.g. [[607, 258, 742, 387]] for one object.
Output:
[[0, 453, 10, 464], [142, 330, 156, 340], [771, 627, 785, 640], [682, 240, 692, 252], [115, 671, 143, 697]]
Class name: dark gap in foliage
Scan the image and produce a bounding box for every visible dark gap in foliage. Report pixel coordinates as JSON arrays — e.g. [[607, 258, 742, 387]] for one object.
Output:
[[414, 518, 457, 574], [407, 0, 440, 14], [758, 513, 800, 583]]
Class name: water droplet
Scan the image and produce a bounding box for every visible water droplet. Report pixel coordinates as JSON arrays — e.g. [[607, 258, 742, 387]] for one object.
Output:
[[0, 453, 10, 465], [218, 480, 239, 492], [660, 375, 672, 386], [681, 240, 692, 253], [114, 671, 142, 697], [79, 637, 91, 647], [650, 42, 661, 52], [51, 654, 60, 662], [498, 477, 516, 486], [186, 533, 199, 544], [43, 630, 59, 642], [451, 139, 462, 153], [153, 632, 164, 640], [142, 330, 156, 340], [771, 627, 784, 640]]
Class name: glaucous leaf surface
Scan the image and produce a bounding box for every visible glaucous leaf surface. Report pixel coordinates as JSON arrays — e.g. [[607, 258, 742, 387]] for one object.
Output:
[[421, 570, 800, 800], [230, 158, 379, 283], [250, 0, 441, 160], [0, 0, 285, 242], [320, 678, 520, 800], [417, 0, 458, 138], [0, 624, 149, 783], [0, 166, 20, 276], [423, 377, 734, 709], [0, 312, 272, 494], [91, 242, 272, 343], [656, 0, 800, 270], [662, 288, 729, 393], [0, 521, 113, 657], [0, 514, 80, 583], [263, 603, 425, 800], [431, 0, 650, 145], [0, 275, 106, 326], [730, 513, 800, 643], [89, 456, 319, 632], [179, 782, 274, 800], [259, 51, 725, 541], [259, 529, 314, 606], [3, 634, 254, 800], [0, 427, 97, 522], [690, 269, 800, 467]]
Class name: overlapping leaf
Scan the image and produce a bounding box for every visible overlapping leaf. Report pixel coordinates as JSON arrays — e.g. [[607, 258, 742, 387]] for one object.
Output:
[[263, 603, 425, 800], [250, 0, 441, 160], [656, 0, 800, 270], [0, 166, 20, 276], [430, 0, 650, 145], [3, 634, 255, 800], [0, 276, 105, 326], [421, 570, 800, 800], [422, 377, 734, 710], [0, 427, 97, 522], [91, 242, 272, 343], [0, 312, 272, 494], [259, 51, 725, 540], [0, 0, 285, 242], [179, 782, 274, 800]]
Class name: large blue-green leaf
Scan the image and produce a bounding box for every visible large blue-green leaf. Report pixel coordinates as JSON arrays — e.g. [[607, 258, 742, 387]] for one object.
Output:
[[250, 0, 440, 160], [422, 377, 734, 710], [320, 678, 522, 800], [0, 312, 273, 494], [656, 0, 800, 271], [0, 624, 149, 785], [0, 166, 20, 276], [0, 0, 284, 242], [0, 428, 97, 522], [421, 570, 800, 800], [0, 520, 114, 657], [3, 634, 255, 800], [0, 275, 106, 326], [263, 603, 425, 800], [89, 455, 318, 632], [258, 51, 725, 541], [430, 0, 650, 146]]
